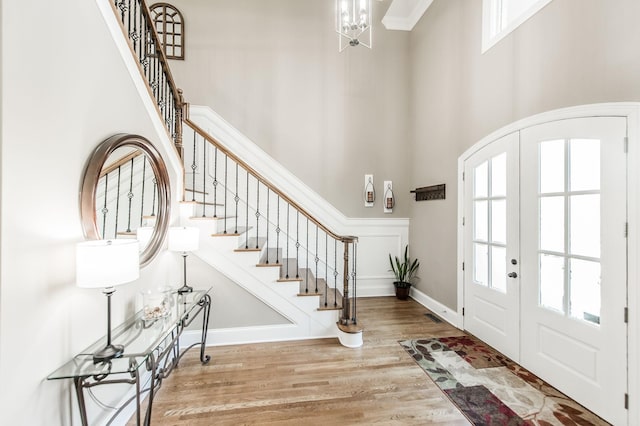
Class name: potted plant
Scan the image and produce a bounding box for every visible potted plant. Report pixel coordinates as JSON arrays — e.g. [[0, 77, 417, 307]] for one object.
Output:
[[389, 245, 420, 300]]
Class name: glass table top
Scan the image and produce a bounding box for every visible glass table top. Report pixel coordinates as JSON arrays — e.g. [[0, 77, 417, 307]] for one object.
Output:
[[48, 287, 211, 380]]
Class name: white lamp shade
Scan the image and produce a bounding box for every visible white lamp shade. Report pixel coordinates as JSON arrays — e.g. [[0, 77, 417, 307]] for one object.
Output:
[[76, 239, 140, 289], [168, 227, 199, 252]]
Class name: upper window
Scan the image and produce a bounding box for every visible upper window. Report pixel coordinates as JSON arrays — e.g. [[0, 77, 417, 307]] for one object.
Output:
[[482, 0, 554, 53], [150, 3, 185, 60]]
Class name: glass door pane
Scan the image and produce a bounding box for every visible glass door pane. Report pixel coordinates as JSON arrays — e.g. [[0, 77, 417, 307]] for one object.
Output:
[[537, 138, 602, 325], [472, 153, 509, 293]]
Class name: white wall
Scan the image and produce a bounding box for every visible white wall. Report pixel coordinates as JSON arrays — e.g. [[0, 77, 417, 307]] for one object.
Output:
[[169, 0, 411, 218], [408, 0, 640, 309], [0, 0, 179, 423], [0, 0, 284, 424]]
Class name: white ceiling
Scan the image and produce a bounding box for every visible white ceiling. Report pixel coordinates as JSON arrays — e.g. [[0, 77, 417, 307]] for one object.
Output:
[[381, 0, 434, 31]]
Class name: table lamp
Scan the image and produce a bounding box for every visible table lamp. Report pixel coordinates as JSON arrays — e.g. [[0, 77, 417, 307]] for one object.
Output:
[[76, 239, 140, 363], [168, 226, 199, 294]]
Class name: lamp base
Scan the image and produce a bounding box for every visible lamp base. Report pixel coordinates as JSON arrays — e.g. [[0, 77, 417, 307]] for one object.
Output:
[[177, 284, 193, 295], [93, 343, 124, 364]]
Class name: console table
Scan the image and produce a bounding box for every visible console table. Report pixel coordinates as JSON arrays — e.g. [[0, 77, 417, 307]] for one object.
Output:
[[48, 287, 212, 426]]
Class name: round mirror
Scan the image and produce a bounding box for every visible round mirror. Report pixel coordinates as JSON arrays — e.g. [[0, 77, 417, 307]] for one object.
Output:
[[80, 134, 171, 267]]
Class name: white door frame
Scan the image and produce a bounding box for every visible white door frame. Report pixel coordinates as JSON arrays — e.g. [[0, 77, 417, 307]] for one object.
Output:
[[456, 102, 640, 425]]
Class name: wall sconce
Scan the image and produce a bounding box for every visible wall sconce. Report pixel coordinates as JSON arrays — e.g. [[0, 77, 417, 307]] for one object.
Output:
[[168, 226, 199, 294], [364, 174, 375, 207], [76, 239, 140, 363], [383, 181, 394, 213]]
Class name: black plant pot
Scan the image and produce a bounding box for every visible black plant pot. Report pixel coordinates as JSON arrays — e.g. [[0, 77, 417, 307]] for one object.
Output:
[[394, 282, 411, 300]]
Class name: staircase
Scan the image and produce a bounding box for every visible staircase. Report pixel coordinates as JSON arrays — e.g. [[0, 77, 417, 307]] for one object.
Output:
[[181, 203, 345, 339], [106, 0, 362, 345], [176, 118, 357, 341]]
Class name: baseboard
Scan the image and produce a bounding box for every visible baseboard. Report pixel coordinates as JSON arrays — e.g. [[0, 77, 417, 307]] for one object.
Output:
[[409, 287, 463, 329], [355, 279, 395, 297], [180, 324, 338, 348]]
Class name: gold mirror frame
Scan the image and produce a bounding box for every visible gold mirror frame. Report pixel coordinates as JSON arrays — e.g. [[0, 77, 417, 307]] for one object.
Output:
[[80, 134, 171, 268]]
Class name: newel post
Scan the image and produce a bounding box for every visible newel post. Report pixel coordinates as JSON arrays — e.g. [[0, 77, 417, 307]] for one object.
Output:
[[337, 237, 363, 347], [339, 237, 360, 326], [340, 240, 351, 325]]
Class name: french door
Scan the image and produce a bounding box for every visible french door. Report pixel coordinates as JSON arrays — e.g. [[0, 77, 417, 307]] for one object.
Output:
[[463, 116, 628, 425], [463, 132, 520, 362], [520, 117, 627, 425]]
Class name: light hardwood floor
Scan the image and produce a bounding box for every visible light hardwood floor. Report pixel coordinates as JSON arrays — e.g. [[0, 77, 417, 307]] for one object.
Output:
[[139, 297, 471, 425]]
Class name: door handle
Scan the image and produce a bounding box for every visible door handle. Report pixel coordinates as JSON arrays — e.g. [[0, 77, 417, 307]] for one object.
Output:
[[508, 272, 518, 278]]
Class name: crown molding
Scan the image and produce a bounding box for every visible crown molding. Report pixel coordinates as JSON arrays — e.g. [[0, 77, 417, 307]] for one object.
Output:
[[382, 0, 434, 31]]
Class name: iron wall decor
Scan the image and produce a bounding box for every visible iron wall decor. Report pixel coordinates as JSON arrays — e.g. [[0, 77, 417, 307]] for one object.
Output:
[[411, 184, 446, 201]]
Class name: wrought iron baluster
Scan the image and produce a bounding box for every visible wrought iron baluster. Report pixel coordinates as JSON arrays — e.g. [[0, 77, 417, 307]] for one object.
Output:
[[118, 0, 126, 21], [212, 147, 217, 216], [295, 212, 299, 279], [334, 239, 338, 307], [140, 157, 146, 226], [255, 180, 260, 249], [191, 131, 196, 202], [137, 1, 143, 62], [324, 233, 328, 307], [168, 93, 175, 139], [151, 177, 157, 217], [276, 196, 280, 264], [245, 171, 249, 248], [285, 204, 290, 279], [154, 38, 160, 99], [314, 226, 319, 293], [114, 167, 122, 239], [234, 162, 238, 233], [265, 188, 270, 264], [201, 136, 207, 217], [126, 158, 134, 233], [131, 0, 138, 57], [126, 0, 131, 46], [305, 218, 309, 293], [101, 174, 109, 238], [223, 155, 228, 232]]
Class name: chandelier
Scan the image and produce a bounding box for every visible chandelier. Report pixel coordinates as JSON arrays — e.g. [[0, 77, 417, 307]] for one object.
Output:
[[336, 0, 372, 52]]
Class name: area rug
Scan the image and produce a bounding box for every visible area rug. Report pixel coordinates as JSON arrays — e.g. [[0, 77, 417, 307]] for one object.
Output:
[[399, 336, 610, 425]]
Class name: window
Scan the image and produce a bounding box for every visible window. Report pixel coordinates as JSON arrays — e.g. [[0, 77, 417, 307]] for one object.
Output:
[[149, 3, 185, 60], [482, 0, 554, 53]]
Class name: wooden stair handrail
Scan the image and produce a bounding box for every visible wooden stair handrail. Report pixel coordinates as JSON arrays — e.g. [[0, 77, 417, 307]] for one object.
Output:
[[137, 0, 185, 154], [100, 150, 143, 177], [183, 118, 357, 245]]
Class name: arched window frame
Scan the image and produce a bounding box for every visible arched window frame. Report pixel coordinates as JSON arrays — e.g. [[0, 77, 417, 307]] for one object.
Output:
[[149, 3, 185, 60]]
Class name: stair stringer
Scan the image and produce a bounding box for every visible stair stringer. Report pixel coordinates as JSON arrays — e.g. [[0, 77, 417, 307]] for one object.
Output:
[[183, 217, 342, 345]]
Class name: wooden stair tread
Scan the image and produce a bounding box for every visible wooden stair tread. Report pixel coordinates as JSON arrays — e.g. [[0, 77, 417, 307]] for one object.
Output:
[[294, 272, 344, 310], [337, 321, 364, 334], [257, 248, 282, 267], [190, 215, 236, 221], [185, 188, 208, 195], [116, 231, 136, 236], [279, 258, 300, 280], [188, 200, 225, 207], [318, 305, 342, 311], [235, 237, 267, 252], [212, 226, 252, 236]]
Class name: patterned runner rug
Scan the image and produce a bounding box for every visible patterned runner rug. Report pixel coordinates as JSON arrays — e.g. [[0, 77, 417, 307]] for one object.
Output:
[[399, 336, 610, 425]]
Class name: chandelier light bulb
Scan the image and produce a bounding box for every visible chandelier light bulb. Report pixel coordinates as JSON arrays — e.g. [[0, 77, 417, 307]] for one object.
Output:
[[336, 0, 372, 51]]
